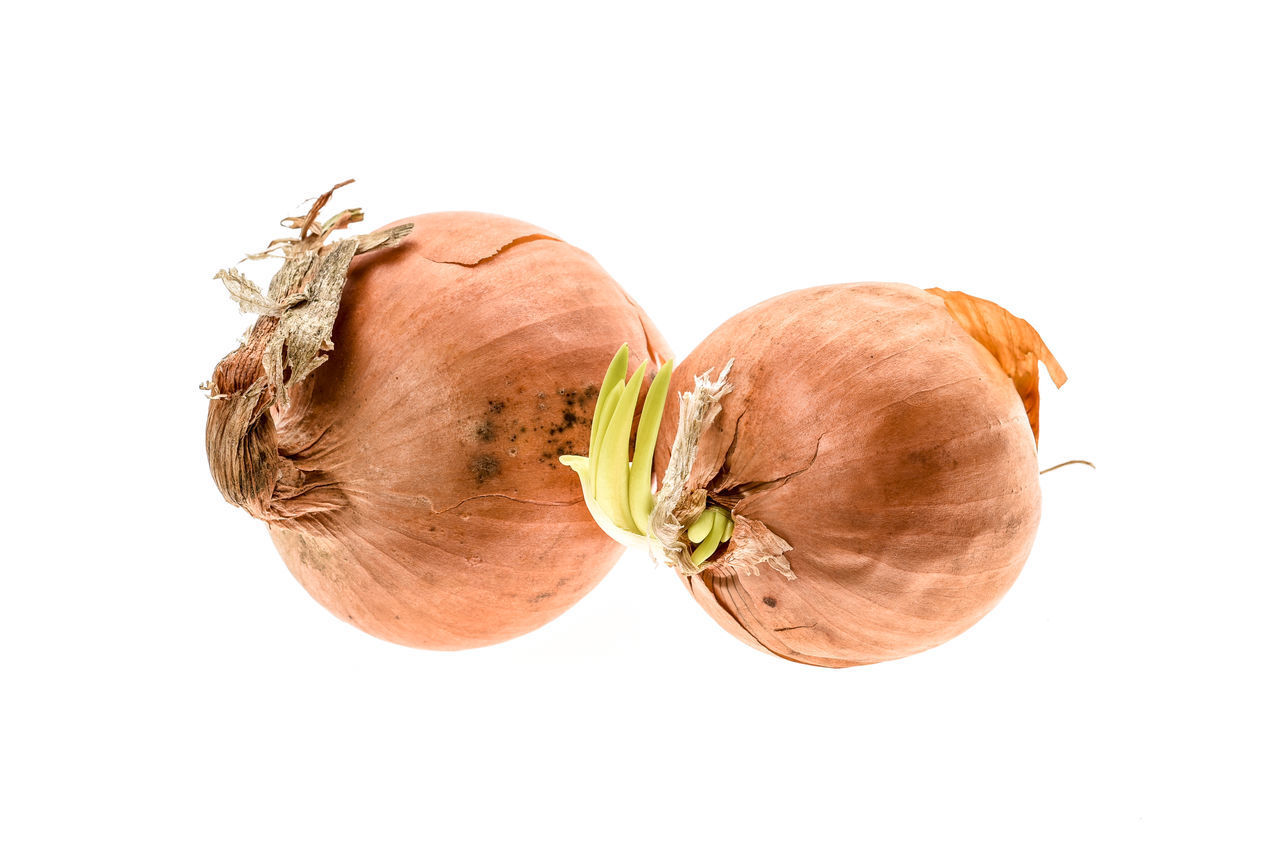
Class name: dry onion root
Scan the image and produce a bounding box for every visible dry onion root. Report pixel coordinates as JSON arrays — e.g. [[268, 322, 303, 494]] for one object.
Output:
[[567, 283, 1066, 668], [204, 182, 669, 649]]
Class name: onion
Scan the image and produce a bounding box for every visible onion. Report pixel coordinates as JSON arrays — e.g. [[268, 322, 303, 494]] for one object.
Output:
[[204, 184, 669, 649], [567, 283, 1064, 667]]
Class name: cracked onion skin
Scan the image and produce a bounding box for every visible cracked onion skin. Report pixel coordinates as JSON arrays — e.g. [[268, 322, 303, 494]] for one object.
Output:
[[210, 212, 669, 649], [654, 283, 1057, 668]]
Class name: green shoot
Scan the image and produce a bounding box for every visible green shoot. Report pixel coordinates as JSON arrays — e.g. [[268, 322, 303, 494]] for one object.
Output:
[[596, 364, 647, 533], [628, 359, 672, 535], [686, 510, 715, 544], [690, 507, 731, 566], [561, 344, 734, 565], [589, 345, 630, 457], [588, 379, 624, 493]]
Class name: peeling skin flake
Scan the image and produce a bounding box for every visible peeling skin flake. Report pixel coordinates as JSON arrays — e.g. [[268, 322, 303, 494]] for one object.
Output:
[[927, 287, 1067, 443], [719, 514, 795, 580]]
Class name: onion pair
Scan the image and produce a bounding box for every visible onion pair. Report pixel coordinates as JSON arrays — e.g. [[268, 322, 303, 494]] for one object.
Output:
[[204, 183, 666, 649], [206, 184, 1067, 666]]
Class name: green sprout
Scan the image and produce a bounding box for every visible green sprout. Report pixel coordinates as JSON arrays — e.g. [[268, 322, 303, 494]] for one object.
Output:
[[686, 505, 734, 566], [561, 345, 733, 563]]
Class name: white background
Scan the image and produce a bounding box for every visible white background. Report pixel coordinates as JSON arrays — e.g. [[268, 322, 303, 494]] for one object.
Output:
[[4, 2, 1277, 848]]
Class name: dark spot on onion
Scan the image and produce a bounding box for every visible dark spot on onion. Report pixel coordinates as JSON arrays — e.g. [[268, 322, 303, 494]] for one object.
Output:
[[763, 596, 777, 608], [469, 453, 500, 484], [475, 420, 495, 442]]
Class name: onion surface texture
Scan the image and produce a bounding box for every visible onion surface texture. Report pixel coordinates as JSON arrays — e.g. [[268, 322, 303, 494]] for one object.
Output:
[[204, 184, 669, 649]]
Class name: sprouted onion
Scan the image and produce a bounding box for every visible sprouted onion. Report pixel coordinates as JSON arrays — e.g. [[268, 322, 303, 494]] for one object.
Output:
[[565, 283, 1068, 668]]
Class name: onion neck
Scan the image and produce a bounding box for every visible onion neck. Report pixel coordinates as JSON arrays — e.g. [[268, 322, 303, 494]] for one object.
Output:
[[205, 346, 310, 522], [205, 373, 280, 521], [202, 181, 412, 525]]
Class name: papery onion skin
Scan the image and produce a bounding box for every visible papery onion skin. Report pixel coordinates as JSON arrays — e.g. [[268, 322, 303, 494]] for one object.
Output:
[[654, 283, 1053, 668], [208, 212, 669, 649]]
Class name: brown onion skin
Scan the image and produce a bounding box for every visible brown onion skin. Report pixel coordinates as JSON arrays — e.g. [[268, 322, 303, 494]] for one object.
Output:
[[654, 283, 1041, 668], [222, 212, 669, 649]]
